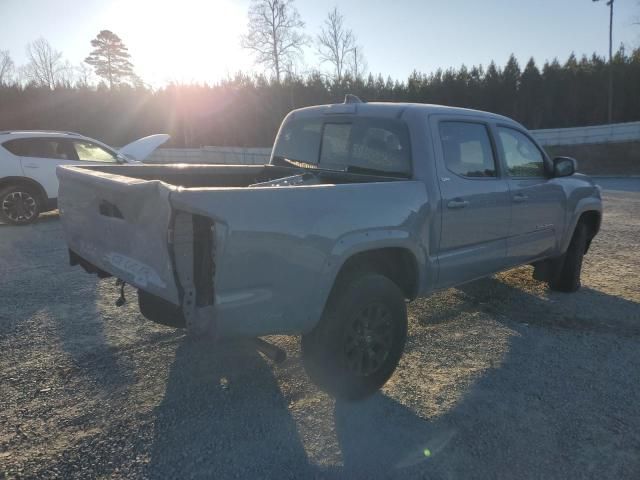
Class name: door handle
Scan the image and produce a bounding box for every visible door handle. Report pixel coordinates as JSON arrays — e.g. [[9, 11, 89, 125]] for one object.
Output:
[[513, 194, 528, 203], [447, 199, 469, 209], [23, 163, 39, 169]]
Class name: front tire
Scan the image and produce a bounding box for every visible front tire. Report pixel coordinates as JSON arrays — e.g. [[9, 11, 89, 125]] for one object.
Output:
[[549, 222, 588, 292], [302, 273, 407, 400], [0, 185, 41, 225]]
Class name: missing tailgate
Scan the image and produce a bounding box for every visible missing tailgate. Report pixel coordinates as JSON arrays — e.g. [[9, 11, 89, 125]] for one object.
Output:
[[192, 215, 215, 307]]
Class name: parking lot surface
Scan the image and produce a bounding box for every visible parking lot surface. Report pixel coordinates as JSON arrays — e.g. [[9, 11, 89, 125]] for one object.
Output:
[[1, 179, 639, 479]]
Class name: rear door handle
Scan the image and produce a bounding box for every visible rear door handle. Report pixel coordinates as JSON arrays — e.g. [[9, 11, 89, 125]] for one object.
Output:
[[513, 194, 528, 203], [23, 163, 40, 169], [447, 199, 469, 209]]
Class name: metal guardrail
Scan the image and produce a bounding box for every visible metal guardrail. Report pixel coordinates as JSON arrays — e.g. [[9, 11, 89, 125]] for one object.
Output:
[[531, 121, 640, 146], [146, 121, 640, 164], [146, 146, 271, 165]]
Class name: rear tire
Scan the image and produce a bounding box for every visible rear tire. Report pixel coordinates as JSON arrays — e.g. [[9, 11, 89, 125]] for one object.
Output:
[[0, 185, 41, 225], [302, 273, 407, 400], [549, 222, 588, 293]]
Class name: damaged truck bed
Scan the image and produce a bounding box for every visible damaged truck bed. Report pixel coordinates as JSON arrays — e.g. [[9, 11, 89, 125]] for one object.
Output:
[[58, 163, 424, 337]]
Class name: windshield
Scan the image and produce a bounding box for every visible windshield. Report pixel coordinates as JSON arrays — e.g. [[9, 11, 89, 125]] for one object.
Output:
[[272, 115, 412, 176]]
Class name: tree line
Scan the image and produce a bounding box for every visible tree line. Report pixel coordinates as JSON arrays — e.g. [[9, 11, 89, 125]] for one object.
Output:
[[0, 1, 365, 90], [0, 0, 639, 147]]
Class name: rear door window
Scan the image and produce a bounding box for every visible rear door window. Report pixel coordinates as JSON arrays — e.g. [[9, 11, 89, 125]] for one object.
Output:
[[2, 138, 34, 156], [439, 122, 497, 178]]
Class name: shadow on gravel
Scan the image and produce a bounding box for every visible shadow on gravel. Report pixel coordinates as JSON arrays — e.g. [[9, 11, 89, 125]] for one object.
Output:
[[148, 338, 313, 478], [148, 338, 451, 479], [422, 276, 640, 336], [332, 396, 455, 478], [464, 277, 640, 336], [397, 277, 640, 478], [410, 322, 640, 479], [0, 218, 133, 389]]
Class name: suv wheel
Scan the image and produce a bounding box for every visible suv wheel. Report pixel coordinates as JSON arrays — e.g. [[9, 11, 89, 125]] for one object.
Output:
[[302, 273, 407, 400], [0, 185, 41, 225]]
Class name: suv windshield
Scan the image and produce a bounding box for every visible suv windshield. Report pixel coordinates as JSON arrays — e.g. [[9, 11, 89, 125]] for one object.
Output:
[[272, 115, 412, 176]]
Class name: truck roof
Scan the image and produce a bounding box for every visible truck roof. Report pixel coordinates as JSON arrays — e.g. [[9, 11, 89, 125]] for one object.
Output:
[[289, 101, 518, 125]]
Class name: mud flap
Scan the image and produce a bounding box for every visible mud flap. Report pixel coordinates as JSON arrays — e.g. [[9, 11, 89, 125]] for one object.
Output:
[[532, 256, 564, 282], [138, 289, 185, 328]]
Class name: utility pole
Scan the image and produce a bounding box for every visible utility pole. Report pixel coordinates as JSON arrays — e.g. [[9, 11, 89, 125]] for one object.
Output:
[[593, 0, 614, 123]]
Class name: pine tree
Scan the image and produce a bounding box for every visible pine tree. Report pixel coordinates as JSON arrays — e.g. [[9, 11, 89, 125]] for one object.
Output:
[[483, 61, 502, 113], [85, 30, 135, 89], [541, 59, 563, 126], [519, 58, 543, 128], [502, 54, 521, 118]]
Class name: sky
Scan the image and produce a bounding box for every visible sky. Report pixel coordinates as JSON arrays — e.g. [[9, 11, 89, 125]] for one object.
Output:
[[1, 0, 639, 87]]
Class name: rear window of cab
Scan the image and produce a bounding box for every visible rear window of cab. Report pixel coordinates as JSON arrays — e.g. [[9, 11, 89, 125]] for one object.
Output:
[[273, 115, 412, 175]]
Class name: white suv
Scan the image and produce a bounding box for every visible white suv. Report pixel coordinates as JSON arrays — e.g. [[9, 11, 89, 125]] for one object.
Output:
[[0, 131, 168, 225]]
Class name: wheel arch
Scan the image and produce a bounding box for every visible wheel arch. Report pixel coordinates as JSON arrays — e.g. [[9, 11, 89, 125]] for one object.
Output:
[[0, 176, 49, 207], [304, 245, 420, 334], [577, 210, 601, 253], [331, 247, 420, 301], [561, 199, 602, 253]]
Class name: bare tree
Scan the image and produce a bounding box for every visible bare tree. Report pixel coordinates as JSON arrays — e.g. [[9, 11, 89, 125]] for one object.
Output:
[[0, 50, 14, 85], [348, 45, 367, 80], [242, 0, 307, 83], [24, 38, 65, 88], [75, 62, 94, 87], [317, 7, 355, 83], [58, 60, 76, 87]]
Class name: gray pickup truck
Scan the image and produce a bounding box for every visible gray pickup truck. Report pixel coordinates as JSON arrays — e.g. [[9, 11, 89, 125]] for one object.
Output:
[[58, 97, 602, 399]]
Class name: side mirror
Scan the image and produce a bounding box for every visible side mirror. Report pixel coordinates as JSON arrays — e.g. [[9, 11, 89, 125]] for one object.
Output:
[[552, 156, 576, 177]]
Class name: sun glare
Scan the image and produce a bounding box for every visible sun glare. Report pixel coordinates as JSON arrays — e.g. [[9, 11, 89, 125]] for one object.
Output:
[[104, 0, 251, 86]]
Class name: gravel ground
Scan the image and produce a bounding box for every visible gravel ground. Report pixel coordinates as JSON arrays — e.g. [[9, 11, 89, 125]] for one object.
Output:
[[1, 179, 639, 479]]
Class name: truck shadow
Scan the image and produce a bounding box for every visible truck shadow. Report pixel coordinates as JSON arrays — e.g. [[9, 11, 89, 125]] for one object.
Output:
[[329, 396, 454, 479], [147, 338, 315, 478], [415, 271, 640, 337], [148, 338, 450, 479]]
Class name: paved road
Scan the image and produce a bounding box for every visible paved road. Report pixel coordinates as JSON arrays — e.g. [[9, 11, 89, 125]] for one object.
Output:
[[593, 177, 640, 193]]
